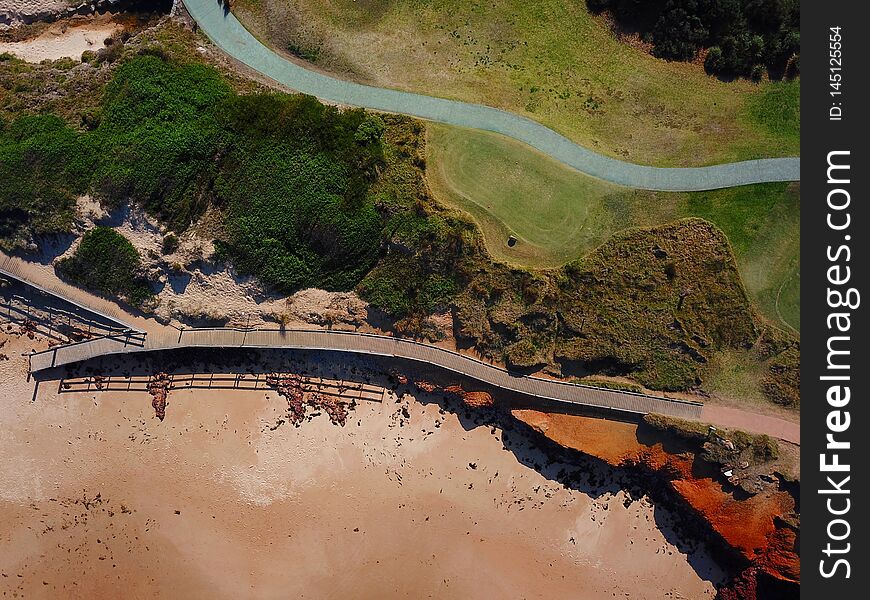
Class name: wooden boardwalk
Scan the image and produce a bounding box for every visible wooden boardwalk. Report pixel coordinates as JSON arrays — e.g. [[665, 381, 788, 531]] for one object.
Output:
[[29, 327, 703, 419], [5, 250, 702, 420], [58, 372, 387, 403], [1, 254, 141, 333]]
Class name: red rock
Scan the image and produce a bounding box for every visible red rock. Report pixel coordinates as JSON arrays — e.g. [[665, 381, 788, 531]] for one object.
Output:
[[146, 372, 172, 421], [511, 410, 800, 589]]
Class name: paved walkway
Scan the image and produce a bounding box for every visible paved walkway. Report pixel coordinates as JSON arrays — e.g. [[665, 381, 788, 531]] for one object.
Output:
[[182, 0, 800, 192]]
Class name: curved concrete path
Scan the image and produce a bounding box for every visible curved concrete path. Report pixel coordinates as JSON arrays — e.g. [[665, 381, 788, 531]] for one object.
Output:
[[183, 0, 799, 191]]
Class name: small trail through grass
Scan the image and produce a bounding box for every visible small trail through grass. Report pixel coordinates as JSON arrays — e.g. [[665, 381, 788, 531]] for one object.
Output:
[[185, 0, 798, 190]]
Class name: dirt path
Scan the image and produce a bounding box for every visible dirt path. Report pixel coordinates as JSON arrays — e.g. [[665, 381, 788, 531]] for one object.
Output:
[[701, 404, 800, 445]]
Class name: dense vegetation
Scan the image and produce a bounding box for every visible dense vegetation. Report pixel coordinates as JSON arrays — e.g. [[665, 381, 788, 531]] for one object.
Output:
[[427, 125, 800, 337], [212, 94, 387, 291], [56, 226, 153, 306], [0, 114, 91, 248], [1, 53, 392, 293], [588, 0, 800, 78], [0, 37, 798, 405], [450, 219, 761, 390]]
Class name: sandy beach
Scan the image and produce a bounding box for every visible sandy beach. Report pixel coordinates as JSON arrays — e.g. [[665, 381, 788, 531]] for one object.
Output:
[[0, 13, 122, 62], [0, 328, 725, 599]]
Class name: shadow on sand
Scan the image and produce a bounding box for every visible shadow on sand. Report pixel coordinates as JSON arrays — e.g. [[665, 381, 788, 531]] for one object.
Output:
[[31, 346, 737, 587]]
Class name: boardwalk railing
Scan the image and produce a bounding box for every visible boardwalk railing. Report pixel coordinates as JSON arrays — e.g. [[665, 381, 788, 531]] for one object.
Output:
[[29, 326, 703, 419], [0, 254, 143, 334]]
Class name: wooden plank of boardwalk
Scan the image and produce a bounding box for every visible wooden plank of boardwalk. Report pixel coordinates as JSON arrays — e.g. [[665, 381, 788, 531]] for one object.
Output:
[[29, 328, 703, 419], [1, 254, 141, 333]]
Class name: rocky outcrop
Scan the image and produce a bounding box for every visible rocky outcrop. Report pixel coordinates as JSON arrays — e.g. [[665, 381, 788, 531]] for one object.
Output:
[[146, 371, 171, 420], [265, 373, 307, 425], [408, 378, 496, 410], [265, 373, 352, 427], [513, 410, 799, 598], [456, 389, 495, 409], [1, 1, 169, 29]]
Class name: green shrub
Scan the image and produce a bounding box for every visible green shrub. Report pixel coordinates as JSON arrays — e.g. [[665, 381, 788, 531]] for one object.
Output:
[[1, 54, 399, 293], [589, 0, 800, 79], [162, 232, 179, 255], [92, 55, 232, 229], [0, 115, 93, 248], [56, 226, 152, 305]]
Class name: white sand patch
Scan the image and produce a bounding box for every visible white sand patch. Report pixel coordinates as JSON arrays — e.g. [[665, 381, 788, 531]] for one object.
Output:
[[0, 15, 121, 62]]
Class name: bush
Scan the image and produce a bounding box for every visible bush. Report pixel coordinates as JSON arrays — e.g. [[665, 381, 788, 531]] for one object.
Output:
[[56, 227, 153, 305], [0, 115, 93, 248], [704, 46, 723, 73], [1, 54, 402, 295], [652, 5, 707, 61], [162, 232, 179, 255], [354, 115, 386, 144], [92, 55, 232, 229], [589, 0, 800, 79], [750, 63, 765, 82]]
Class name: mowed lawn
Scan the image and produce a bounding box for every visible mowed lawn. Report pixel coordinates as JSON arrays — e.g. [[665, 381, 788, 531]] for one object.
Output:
[[234, 0, 799, 167], [427, 125, 800, 332]]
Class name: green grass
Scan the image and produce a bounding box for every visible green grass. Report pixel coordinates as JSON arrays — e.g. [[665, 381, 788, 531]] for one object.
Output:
[[746, 80, 800, 146], [427, 125, 800, 332], [427, 123, 639, 267], [686, 182, 800, 333], [701, 349, 769, 406], [234, 0, 799, 167]]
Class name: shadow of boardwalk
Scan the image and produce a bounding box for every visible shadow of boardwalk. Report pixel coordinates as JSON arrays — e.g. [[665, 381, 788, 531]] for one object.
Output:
[[0, 279, 132, 342], [33, 346, 731, 587]]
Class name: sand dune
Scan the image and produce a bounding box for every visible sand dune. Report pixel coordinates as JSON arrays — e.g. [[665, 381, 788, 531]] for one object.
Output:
[[0, 14, 121, 62]]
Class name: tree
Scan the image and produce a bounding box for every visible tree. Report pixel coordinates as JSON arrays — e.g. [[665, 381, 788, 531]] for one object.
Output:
[[704, 46, 723, 74], [652, 2, 708, 61]]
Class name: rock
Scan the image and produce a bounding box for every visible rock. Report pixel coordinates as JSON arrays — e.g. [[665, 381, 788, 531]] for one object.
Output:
[[147, 372, 172, 421], [461, 391, 495, 409]]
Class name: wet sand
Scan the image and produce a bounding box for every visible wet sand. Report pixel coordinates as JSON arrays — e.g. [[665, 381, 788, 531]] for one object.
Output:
[[1, 331, 723, 598]]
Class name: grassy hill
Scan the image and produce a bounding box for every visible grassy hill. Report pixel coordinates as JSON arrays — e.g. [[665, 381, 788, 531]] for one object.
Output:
[[233, 0, 799, 167], [427, 125, 799, 333], [0, 21, 798, 408]]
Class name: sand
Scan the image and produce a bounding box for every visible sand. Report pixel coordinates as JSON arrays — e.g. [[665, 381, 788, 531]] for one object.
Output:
[[0, 329, 724, 598], [0, 14, 121, 62]]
